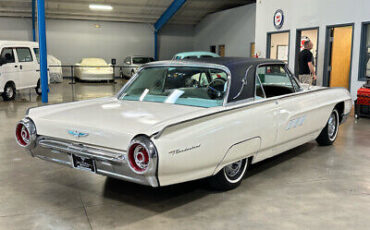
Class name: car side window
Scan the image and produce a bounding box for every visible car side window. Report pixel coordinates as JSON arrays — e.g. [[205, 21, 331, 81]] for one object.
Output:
[[16, 48, 33, 62], [0, 48, 15, 64], [256, 65, 295, 98], [124, 57, 131, 65], [285, 67, 301, 91], [255, 75, 265, 99]]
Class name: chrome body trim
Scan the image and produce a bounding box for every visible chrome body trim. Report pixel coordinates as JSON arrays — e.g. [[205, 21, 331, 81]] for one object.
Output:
[[154, 87, 331, 139], [27, 136, 159, 187]]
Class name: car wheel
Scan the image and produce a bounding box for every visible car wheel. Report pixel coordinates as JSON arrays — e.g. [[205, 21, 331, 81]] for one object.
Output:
[[35, 80, 42, 95], [208, 158, 248, 191], [2, 82, 16, 101], [130, 70, 135, 77], [316, 108, 339, 146]]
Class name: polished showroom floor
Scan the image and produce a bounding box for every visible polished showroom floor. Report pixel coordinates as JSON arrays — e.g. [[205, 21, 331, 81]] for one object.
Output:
[[0, 80, 369, 230]]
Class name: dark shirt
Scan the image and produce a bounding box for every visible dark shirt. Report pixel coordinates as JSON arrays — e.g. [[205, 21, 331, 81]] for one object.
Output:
[[299, 49, 313, 75]]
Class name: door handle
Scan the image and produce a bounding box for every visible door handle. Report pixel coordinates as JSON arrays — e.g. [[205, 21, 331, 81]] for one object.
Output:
[[14, 65, 18, 68], [20, 65, 22, 70]]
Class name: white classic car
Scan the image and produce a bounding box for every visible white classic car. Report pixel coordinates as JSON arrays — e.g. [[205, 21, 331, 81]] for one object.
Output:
[[15, 58, 352, 190], [121, 56, 154, 79], [75, 58, 114, 82], [0, 40, 49, 100]]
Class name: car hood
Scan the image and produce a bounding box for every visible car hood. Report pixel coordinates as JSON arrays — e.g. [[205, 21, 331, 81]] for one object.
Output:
[[27, 97, 207, 150]]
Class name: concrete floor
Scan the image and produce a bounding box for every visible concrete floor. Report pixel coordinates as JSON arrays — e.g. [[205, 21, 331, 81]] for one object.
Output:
[[0, 80, 369, 230]]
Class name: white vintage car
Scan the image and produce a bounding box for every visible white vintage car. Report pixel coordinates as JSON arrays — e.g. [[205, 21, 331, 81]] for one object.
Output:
[[15, 58, 352, 190], [75, 58, 114, 81]]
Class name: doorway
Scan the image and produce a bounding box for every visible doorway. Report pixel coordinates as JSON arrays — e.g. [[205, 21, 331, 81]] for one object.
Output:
[[210, 45, 216, 54], [295, 28, 319, 76], [250, 42, 255, 57], [324, 24, 354, 88], [267, 31, 290, 63], [218, 45, 225, 57]]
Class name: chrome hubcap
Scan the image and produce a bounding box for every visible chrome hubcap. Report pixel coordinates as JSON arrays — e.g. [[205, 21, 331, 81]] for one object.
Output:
[[224, 160, 242, 178], [5, 87, 13, 98], [328, 113, 337, 138]]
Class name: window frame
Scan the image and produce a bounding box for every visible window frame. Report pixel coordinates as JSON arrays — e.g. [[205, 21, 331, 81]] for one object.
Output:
[[15, 47, 33, 63], [255, 63, 299, 99], [33, 48, 40, 63], [0, 47, 16, 64], [255, 73, 266, 99], [358, 21, 370, 81]]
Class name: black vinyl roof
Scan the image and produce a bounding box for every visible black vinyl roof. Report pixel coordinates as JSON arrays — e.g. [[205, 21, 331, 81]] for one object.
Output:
[[146, 57, 286, 103], [187, 57, 286, 102]]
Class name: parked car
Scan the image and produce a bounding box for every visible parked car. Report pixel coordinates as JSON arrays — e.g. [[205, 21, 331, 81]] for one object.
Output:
[[0, 40, 49, 101], [121, 56, 154, 78], [48, 55, 63, 83], [172, 51, 220, 60], [75, 58, 114, 81], [15, 57, 352, 190]]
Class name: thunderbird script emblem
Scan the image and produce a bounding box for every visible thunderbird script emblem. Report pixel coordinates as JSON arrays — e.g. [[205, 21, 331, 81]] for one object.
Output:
[[68, 130, 88, 138]]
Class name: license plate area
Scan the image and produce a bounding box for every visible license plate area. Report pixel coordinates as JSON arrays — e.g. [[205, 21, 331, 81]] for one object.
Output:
[[72, 154, 96, 172]]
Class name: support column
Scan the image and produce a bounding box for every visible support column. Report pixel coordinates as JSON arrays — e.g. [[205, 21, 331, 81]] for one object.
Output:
[[36, 0, 48, 103]]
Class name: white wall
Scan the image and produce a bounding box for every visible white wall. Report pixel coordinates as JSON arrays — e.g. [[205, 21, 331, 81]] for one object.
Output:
[[0, 17, 195, 65], [45, 19, 155, 65], [194, 4, 256, 57], [158, 24, 195, 60], [255, 0, 370, 99]]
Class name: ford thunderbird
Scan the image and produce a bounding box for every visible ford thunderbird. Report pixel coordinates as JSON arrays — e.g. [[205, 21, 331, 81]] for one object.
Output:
[[15, 57, 352, 190]]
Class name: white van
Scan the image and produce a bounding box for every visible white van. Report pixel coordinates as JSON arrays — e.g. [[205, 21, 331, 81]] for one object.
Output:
[[0, 40, 49, 101]]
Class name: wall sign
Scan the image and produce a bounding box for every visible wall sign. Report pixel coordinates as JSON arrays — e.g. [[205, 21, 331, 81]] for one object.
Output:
[[273, 9, 284, 30]]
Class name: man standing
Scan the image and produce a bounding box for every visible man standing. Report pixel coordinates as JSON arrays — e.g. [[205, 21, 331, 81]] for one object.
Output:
[[299, 40, 317, 85]]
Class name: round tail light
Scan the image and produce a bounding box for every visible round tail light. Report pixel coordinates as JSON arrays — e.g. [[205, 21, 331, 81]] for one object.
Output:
[[15, 119, 36, 148], [127, 136, 157, 175], [128, 143, 150, 173]]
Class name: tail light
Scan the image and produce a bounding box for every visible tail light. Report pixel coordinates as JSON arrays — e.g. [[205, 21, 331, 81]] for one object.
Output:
[[15, 118, 36, 148], [127, 136, 157, 174]]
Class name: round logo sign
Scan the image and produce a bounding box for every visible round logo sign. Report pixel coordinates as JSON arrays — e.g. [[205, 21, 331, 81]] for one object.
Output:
[[273, 9, 284, 29]]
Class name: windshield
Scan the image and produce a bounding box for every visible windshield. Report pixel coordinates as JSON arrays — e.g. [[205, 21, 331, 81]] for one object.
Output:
[[119, 66, 228, 108], [133, 57, 154, 64]]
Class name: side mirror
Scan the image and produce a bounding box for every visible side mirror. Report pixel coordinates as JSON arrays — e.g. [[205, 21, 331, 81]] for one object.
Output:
[[111, 58, 116, 65]]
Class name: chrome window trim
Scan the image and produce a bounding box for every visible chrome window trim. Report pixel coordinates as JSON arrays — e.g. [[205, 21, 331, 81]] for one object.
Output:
[[115, 61, 232, 107], [255, 73, 266, 99]]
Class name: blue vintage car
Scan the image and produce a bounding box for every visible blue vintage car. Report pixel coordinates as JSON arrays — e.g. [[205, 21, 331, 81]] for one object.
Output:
[[172, 51, 220, 60]]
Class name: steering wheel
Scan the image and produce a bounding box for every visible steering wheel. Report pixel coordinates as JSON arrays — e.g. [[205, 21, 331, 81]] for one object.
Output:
[[207, 78, 226, 99]]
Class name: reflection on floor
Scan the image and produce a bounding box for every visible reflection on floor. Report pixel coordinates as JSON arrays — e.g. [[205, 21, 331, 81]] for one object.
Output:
[[0, 79, 369, 229]]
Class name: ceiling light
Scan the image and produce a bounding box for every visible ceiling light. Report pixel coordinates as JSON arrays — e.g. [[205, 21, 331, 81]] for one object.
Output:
[[89, 4, 113, 11]]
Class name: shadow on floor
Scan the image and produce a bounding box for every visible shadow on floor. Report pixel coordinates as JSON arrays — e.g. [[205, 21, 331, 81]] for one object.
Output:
[[100, 142, 316, 212]]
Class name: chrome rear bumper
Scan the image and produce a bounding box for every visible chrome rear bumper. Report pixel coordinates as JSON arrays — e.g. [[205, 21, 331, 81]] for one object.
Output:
[[29, 136, 159, 187]]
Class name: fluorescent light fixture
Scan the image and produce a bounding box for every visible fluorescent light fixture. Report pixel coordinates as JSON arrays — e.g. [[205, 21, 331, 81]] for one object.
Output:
[[89, 4, 113, 11]]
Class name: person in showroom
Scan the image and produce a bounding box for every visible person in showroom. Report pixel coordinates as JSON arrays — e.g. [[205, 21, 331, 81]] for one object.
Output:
[[298, 40, 317, 85]]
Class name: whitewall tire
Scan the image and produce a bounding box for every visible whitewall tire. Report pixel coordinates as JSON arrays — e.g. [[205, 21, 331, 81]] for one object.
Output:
[[208, 158, 248, 190]]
